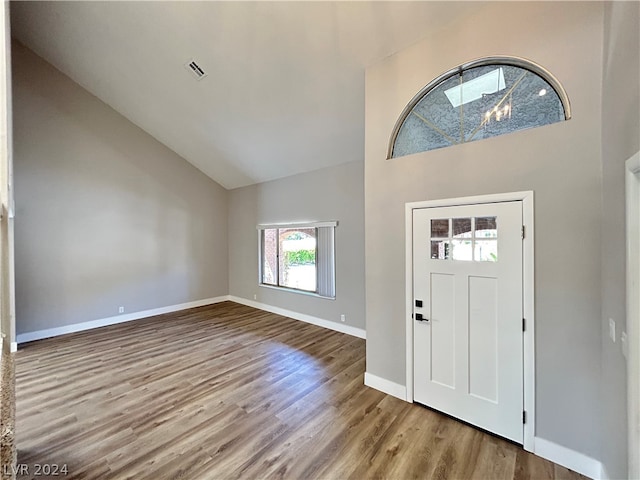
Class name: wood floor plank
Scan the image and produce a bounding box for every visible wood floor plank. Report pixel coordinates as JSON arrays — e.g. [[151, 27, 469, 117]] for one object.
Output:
[[15, 301, 589, 479], [513, 447, 555, 480]]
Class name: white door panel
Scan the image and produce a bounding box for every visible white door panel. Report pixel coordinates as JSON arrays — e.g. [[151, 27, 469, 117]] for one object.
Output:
[[469, 275, 498, 403], [430, 272, 455, 388], [413, 201, 523, 443]]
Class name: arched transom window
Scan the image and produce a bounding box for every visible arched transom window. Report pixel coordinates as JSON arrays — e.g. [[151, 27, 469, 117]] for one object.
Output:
[[388, 57, 571, 159]]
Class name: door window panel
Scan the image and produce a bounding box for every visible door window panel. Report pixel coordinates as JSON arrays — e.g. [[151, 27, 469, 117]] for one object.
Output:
[[475, 217, 498, 238], [431, 219, 450, 238], [431, 240, 450, 260], [430, 216, 499, 261], [452, 239, 473, 261], [475, 240, 498, 262], [453, 218, 473, 238]]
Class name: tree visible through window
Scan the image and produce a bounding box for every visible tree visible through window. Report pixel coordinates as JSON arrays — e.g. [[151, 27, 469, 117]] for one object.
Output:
[[278, 228, 316, 291]]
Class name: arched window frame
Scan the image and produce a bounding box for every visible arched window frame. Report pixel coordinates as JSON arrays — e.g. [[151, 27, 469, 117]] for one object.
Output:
[[387, 56, 572, 159]]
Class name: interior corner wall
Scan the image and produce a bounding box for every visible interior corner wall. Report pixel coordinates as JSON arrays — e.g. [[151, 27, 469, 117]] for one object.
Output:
[[365, 2, 604, 459], [228, 161, 365, 331], [12, 42, 229, 337], [600, 2, 640, 479]]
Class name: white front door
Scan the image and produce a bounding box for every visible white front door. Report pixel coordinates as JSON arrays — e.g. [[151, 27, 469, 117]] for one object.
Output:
[[413, 201, 523, 443]]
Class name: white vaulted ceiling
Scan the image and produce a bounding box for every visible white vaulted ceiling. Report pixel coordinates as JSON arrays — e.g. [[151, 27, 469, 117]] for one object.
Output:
[[11, 1, 479, 189]]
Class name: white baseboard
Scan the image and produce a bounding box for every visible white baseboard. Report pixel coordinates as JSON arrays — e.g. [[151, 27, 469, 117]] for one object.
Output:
[[534, 437, 603, 479], [227, 295, 366, 339], [364, 372, 408, 401], [10, 341, 16, 353], [16, 296, 229, 344], [17, 295, 366, 345]]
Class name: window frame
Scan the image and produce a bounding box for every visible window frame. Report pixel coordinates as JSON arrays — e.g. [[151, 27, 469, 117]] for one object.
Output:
[[257, 221, 337, 299], [387, 55, 572, 159]]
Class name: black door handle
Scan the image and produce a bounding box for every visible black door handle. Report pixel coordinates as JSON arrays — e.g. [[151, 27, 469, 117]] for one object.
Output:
[[415, 313, 429, 322]]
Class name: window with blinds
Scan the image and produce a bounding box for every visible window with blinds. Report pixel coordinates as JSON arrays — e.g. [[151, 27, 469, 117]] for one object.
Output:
[[258, 221, 336, 299]]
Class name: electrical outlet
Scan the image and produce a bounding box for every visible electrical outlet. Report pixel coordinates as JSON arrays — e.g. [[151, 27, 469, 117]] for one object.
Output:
[[608, 318, 616, 342], [340, 314, 346, 323], [118, 306, 125, 314], [621, 331, 628, 358], [253, 294, 257, 300]]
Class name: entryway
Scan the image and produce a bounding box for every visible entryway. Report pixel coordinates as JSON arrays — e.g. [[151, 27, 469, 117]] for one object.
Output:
[[405, 192, 535, 450]]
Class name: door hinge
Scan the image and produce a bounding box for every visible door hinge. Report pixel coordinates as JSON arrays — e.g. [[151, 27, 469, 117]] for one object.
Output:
[[523, 410, 526, 424], [521, 225, 525, 239], [522, 318, 526, 332]]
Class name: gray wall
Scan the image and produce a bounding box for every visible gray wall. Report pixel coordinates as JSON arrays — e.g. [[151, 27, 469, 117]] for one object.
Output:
[[365, 2, 603, 459], [228, 161, 365, 331], [13, 42, 229, 336], [600, 2, 640, 478]]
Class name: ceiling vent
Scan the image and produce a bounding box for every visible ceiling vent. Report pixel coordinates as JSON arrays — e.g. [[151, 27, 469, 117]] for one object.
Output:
[[184, 59, 207, 81]]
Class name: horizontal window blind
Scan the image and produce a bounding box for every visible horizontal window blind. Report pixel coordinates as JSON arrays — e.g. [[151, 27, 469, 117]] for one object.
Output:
[[316, 225, 335, 298]]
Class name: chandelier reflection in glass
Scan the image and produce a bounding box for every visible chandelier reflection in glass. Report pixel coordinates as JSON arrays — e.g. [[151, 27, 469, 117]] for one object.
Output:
[[483, 94, 512, 125]]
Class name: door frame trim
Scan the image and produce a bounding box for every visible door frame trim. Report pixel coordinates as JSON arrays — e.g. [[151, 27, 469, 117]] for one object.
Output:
[[626, 151, 640, 480], [405, 190, 535, 451]]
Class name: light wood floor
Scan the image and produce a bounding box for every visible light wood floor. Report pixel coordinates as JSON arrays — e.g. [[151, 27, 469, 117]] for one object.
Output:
[[16, 302, 586, 480]]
